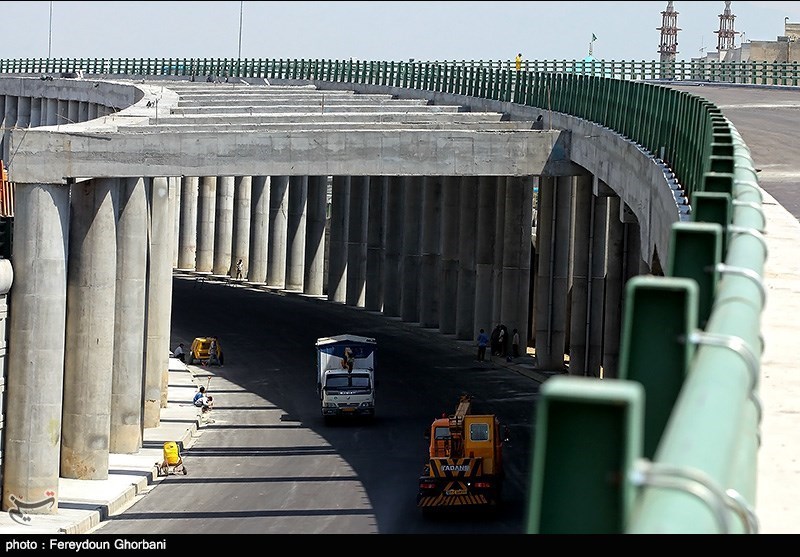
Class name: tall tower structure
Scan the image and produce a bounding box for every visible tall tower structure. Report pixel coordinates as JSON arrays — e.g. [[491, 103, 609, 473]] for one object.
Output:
[[715, 1, 739, 52], [657, 1, 680, 63]]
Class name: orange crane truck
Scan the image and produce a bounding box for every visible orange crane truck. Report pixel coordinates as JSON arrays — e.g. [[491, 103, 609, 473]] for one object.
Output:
[[417, 394, 506, 513]]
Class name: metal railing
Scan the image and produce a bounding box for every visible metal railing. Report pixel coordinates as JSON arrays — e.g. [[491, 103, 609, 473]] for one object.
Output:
[[0, 58, 767, 533], [1, 57, 798, 86]]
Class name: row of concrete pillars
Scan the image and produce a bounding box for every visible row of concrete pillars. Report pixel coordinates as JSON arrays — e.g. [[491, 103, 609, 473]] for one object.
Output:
[[0, 167, 646, 513], [175, 173, 535, 344], [173, 169, 648, 378], [1, 94, 116, 162], [533, 174, 650, 377], [2, 176, 172, 511], [0, 171, 537, 512]]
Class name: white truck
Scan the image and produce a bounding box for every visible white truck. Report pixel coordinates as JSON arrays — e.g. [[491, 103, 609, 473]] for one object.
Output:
[[315, 334, 377, 422]]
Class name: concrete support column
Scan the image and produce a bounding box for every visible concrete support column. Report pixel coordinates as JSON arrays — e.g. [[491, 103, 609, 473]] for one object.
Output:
[[529, 177, 541, 346], [304, 176, 327, 296], [327, 176, 350, 303], [170, 177, 180, 268], [232, 175, 252, 279], [0, 263, 10, 487], [110, 177, 148, 453], [345, 176, 368, 306], [568, 175, 592, 376], [78, 101, 89, 123], [603, 196, 624, 379], [382, 177, 404, 317], [419, 176, 442, 328], [534, 176, 571, 371], [438, 176, 460, 335], [16, 97, 31, 128], [588, 192, 609, 378], [623, 215, 645, 281], [267, 175, 289, 288], [474, 176, 497, 335], [401, 176, 423, 322], [144, 177, 172, 426], [178, 176, 199, 270], [500, 176, 534, 351], [248, 176, 270, 284], [2, 183, 69, 512], [2, 96, 17, 162], [61, 178, 117, 479], [163, 178, 179, 398], [87, 103, 99, 121], [46, 98, 58, 126], [196, 176, 216, 273], [455, 176, 478, 340], [285, 175, 308, 291], [492, 177, 507, 325], [365, 176, 387, 311], [30, 98, 42, 127], [213, 176, 235, 276], [67, 100, 79, 126], [56, 100, 68, 125]]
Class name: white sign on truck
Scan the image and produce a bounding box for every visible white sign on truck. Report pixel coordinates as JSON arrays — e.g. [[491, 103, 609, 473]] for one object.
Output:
[[315, 334, 376, 422]]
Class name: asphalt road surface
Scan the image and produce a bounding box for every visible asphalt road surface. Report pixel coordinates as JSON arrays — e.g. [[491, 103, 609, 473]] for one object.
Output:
[[95, 275, 541, 534], [667, 83, 800, 221]]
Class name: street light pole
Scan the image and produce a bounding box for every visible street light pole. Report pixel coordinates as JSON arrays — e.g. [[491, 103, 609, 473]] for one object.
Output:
[[48, 1, 53, 58], [237, 1, 243, 59]]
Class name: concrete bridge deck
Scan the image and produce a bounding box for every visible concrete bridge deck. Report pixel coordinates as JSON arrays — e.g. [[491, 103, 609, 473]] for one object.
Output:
[[7, 80, 559, 183]]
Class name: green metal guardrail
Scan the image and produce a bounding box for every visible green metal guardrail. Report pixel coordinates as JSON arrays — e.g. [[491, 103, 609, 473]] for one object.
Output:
[[2, 57, 798, 85], [0, 58, 767, 533]]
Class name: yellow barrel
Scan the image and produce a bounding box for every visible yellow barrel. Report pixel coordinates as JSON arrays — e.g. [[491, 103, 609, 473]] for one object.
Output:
[[163, 441, 181, 465]]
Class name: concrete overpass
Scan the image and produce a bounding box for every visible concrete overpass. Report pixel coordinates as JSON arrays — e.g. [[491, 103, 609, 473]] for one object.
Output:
[[0, 59, 770, 533]]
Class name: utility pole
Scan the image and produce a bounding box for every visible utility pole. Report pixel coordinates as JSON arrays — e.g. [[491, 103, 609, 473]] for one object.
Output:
[[48, 1, 53, 58], [238, 1, 244, 59]]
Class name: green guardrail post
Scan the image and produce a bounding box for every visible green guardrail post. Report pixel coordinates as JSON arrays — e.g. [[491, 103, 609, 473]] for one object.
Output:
[[692, 192, 732, 257], [527, 376, 644, 534], [618, 276, 698, 460], [701, 172, 735, 197], [667, 222, 722, 329]]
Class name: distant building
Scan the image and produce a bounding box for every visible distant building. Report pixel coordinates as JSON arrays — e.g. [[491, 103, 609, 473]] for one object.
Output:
[[693, 6, 800, 63], [787, 22, 800, 42]]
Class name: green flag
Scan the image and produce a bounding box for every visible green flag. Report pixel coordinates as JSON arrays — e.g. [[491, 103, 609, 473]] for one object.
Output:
[[592, 33, 598, 42]]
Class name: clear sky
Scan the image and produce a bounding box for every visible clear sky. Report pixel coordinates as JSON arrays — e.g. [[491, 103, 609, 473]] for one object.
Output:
[[2, 1, 799, 62]]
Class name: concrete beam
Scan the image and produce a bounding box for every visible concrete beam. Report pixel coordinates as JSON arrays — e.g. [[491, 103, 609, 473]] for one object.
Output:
[[117, 121, 537, 133], [143, 112, 509, 125], [8, 128, 561, 182], [169, 104, 460, 115]]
